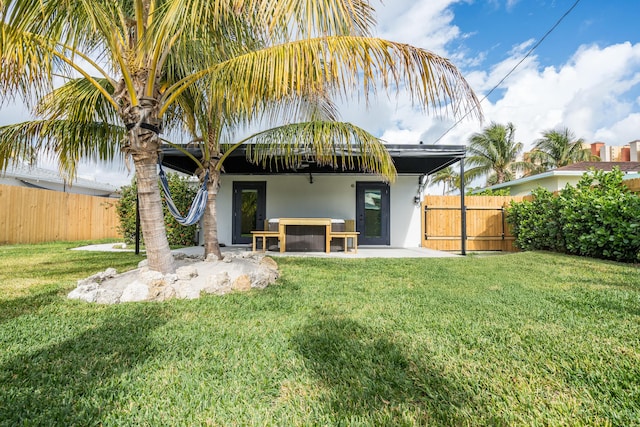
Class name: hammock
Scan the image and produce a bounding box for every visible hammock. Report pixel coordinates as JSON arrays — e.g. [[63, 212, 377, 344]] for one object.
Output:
[[158, 164, 209, 226]]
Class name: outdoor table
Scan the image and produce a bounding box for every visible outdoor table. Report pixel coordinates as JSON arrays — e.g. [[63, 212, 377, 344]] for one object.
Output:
[[268, 218, 345, 253]]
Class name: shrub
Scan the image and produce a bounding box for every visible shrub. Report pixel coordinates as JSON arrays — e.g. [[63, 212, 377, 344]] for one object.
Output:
[[559, 168, 640, 262], [116, 173, 200, 247], [507, 168, 640, 263], [507, 187, 565, 252], [472, 187, 511, 196]]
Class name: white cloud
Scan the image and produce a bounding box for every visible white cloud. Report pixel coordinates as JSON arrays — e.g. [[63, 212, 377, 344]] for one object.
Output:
[[479, 42, 640, 148], [375, 0, 463, 54], [366, 2, 640, 154]]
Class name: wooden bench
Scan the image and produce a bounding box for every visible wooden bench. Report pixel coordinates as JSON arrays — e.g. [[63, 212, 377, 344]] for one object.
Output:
[[329, 231, 359, 253], [251, 230, 281, 252]]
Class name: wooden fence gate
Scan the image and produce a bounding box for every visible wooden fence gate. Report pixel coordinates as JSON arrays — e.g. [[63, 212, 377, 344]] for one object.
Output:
[[421, 195, 527, 252]]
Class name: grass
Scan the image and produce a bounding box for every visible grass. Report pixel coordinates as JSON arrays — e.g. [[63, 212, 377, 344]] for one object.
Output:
[[0, 242, 639, 426]]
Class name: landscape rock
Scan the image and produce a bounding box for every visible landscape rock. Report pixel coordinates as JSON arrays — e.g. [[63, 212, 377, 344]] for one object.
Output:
[[232, 274, 252, 292], [120, 281, 150, 302], [204, 272, 232, 295], [68, 251, 279, 304], [176, 265, 198, 280], [68, 282, 99, 302]]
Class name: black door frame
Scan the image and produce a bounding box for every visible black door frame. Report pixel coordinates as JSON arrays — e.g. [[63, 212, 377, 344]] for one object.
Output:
[[232, 181, 266, 244], [355, 182, 390, 245]]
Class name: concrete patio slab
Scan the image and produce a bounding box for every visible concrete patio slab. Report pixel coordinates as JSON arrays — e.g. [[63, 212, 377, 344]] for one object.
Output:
[[72, 243, 460, 258]]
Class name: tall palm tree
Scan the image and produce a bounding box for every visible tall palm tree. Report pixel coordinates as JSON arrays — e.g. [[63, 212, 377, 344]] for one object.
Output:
[[466, 122, 529, 185], [530, 127, 596, 171], [430, 166, 457, 195], [1, 1, 482, 272]]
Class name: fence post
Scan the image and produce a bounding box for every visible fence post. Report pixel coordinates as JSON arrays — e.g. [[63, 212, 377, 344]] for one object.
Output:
[[135, 193, 141, 255], [460, 159, 466, 256]]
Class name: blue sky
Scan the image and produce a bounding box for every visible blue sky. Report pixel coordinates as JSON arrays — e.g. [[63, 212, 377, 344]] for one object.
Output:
[[451, 1, 634, 67], [450, 0, 640, 102], [2, 0, 640, 186], [347, 0, 640, 151]]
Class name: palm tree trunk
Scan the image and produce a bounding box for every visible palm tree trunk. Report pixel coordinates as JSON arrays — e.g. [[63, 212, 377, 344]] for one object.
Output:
[[203, 167, 222, 260], [133, 156, 176, 274], [121, 94, 175, 275]]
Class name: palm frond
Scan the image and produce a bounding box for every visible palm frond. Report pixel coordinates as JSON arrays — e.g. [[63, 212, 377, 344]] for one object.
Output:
[[35, 77, 118, 124], [532, 127, 593, 170], [163, 36, 482, 123], [0, 119, 124, 179], [221, 121, 396, 182]]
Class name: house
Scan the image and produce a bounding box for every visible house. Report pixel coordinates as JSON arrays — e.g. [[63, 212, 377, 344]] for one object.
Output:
[[480, 161, 640, 196], [161, 143, 465, 248], [0, 163, 118, 197]]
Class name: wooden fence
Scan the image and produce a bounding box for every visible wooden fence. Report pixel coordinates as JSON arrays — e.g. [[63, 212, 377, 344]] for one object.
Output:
[[422, 195, 527, 252], [0, 184, 120, 244], [625, 178, 640, 193], [422, 178, 640, 252]]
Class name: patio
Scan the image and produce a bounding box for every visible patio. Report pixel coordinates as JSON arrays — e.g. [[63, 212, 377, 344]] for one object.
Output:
[[73, 243, 460, 258]]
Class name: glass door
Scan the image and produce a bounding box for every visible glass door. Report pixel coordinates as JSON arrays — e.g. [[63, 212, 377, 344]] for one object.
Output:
[[355, 182, 390, 245], [232, 182, 266, 244]]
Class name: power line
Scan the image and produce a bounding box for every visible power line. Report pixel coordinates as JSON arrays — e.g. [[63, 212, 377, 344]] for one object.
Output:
[[432, 0, 583, 144]]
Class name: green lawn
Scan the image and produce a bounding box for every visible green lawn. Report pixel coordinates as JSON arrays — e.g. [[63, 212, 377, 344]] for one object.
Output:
[[0, 242, 638, 426]]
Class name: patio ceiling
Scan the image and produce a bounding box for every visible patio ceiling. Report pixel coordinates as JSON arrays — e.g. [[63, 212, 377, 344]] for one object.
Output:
[[160, 143, 466, 176]]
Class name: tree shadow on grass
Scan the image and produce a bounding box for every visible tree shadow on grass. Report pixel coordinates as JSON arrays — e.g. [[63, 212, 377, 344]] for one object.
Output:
[[292, 314, 475, 425], [0, 308, 168, 426], [0, 289, 60, 324]]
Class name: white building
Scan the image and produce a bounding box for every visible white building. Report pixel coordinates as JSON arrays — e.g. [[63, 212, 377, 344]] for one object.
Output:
[[162, 144, 465, 249]]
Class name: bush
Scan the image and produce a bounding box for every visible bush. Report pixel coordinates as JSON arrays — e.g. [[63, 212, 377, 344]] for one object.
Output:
[[507, 168, 640, 263], [116, 173, 200, 247], [472, 187, 511, 196], [507, 187, 565, 252]]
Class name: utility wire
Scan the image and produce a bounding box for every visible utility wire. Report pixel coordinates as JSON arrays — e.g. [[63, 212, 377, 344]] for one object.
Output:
[[432, 0, 582, 144]]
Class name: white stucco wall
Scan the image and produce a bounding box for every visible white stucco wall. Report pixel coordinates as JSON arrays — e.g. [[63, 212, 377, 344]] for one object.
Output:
[[211, 174, 423, 247], [506, 176, 582, 196]]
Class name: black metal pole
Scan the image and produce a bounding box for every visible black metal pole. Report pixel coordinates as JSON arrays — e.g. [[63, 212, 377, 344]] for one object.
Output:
[[460, 159, 467, 256], [135, 192, 140, 255]]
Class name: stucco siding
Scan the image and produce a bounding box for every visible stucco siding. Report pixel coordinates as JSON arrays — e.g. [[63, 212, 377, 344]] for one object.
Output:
[[212, 174, 421, 247]]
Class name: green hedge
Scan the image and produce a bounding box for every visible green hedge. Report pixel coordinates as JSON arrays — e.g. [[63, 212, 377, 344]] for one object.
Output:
[[116, 173, 199, 247], [506, 168, 640, 263]]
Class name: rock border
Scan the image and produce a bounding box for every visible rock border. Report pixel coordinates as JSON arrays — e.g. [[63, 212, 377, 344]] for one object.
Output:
[[68, 252, 279, 304]]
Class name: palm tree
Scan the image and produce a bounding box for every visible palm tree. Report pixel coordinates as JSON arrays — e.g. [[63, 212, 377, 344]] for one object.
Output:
[[430, 167, 457, 195], [1, 1, 482, 271], [176, 71, 399, 259], [466, 122, 529, 185], [530, 127, 596, 171]]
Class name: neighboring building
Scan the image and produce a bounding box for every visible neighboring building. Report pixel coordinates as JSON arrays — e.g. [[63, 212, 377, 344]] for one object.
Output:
[[0, 163, 118, 197], [162, 144, 465, 248], [591, 140, 637, 162], [480, 161, 640, 196]]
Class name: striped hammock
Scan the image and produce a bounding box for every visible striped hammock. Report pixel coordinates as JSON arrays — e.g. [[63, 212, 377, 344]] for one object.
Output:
[[158, 164, 208, 226]]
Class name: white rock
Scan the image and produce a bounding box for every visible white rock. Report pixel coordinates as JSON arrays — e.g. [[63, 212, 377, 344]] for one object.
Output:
[[174, 280, 204, 299], [206, 253, 220, 262], [68, 283, 99, 302], [68, 252, 279, 304], [204, 272, 232, 295], [176, 265, 198, 281], [120, 281, 150, 302], [140, 270, 165, 285]]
